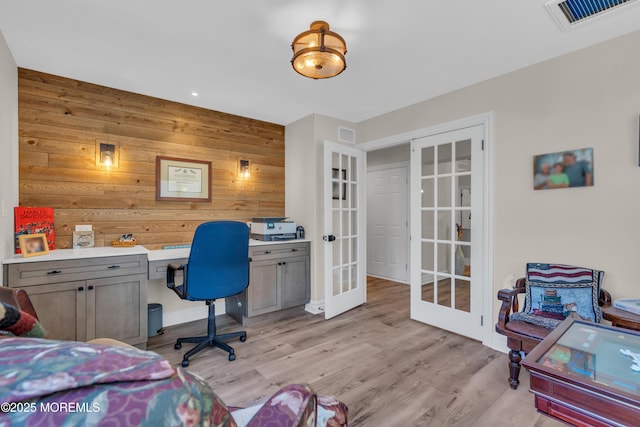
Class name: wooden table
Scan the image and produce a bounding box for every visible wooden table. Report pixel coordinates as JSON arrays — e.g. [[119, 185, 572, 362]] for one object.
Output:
[[522, 318, 640, 427], [602, 305, 640, 331]]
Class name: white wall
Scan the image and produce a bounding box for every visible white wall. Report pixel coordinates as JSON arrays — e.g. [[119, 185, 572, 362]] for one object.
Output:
[[0, 30, 18, 284], [357, 30, 640, 327], [285, 114, 357, 304]]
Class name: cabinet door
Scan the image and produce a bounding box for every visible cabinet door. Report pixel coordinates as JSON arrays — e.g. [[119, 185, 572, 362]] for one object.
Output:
[[86, 274, 147, 345], [26, 281, 86, 341], [248, 260, 280, 316], [280, 256, 310, 308]]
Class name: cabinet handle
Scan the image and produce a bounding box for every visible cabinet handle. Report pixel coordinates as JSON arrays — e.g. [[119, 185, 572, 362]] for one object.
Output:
[[107, 265, 121, 269], [291, 248, 297, 252], [78, 286, 84, 292], [47, 270, 62, 275], [277, 262, 282, 265], [282, 262, 286, 265], [88, 286, 94, 290], [264, 251, 271, 254]]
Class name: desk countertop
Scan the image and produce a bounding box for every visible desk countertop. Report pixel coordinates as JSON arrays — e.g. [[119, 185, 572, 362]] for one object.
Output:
[[2, 246, 149, 265], [147, 239, 310, 262], [2, 239, 311, 265]]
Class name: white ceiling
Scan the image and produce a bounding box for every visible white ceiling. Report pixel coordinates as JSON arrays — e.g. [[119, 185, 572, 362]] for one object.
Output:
[[1, 1, 640, 125]]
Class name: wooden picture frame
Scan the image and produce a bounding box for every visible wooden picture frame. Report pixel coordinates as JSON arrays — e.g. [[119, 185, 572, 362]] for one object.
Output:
[[18, 233, 50, 257], [332, 168, 347, 200], [156, 156, 212, 201]]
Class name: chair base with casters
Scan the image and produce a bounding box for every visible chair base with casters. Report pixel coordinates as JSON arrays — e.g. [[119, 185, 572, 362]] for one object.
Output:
[[173, 299, 246, 367]]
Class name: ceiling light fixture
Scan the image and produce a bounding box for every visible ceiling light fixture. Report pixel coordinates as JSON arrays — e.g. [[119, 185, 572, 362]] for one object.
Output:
[[291, 21, 347, 79]]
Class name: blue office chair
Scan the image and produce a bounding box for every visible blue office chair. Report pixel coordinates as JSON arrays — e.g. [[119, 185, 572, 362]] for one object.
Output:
[[167, 221, 250, 366]]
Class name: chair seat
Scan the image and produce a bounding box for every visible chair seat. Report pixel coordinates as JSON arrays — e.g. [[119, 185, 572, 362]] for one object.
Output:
[[504, 320, 551, 341]]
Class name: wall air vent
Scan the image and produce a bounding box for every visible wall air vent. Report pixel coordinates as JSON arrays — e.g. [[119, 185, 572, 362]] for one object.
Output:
[[338, 127, 355, 144], [546, 0, 639, 31]]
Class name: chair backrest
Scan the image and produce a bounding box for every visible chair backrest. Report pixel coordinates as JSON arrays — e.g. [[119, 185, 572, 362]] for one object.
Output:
[[0, 287, 39, 320], [523, 263, 604, 323], [184, 221, 250, 300]]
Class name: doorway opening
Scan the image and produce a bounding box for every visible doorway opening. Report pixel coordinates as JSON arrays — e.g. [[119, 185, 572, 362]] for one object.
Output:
[[366, 144, 410, 284]]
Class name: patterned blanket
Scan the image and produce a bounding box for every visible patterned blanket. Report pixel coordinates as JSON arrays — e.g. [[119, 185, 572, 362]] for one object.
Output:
[[0, 338, 348, 426], [0, 302, 45, 338]]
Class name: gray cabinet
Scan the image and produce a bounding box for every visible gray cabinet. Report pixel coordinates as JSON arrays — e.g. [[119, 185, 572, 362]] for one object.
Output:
[[226, 242, 310, 324], [3, 255, 147, 346]]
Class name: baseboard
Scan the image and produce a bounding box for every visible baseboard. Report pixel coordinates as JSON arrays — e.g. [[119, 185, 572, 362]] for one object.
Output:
[[162, 301, 226, 327], [305, 299, 325, 315], [484, 331, 508, 354], [367, 273, 409, 284], [421, 273, 434, 285]]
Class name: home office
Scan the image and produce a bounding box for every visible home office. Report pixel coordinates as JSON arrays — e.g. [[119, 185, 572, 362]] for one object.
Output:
[[3, 1, 640, 425]]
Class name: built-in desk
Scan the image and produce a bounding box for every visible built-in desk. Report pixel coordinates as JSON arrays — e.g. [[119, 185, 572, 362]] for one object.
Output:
[[148, 239, 311, 325], [3, 246, 149, 347], [2, 239, 311, 341], [2, 239, 310, 345]]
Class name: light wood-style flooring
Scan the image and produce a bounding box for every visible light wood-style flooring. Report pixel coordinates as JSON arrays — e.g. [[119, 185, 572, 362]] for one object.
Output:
[[150, 277, 562, 426]]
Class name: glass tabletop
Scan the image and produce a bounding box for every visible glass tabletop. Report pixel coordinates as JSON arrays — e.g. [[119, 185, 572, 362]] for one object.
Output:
[[536, 321, 640, 396]]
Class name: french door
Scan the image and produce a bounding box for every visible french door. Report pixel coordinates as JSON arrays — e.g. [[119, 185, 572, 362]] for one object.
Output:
[[323, 141, 366, 319], [410, 125, 484, 340]]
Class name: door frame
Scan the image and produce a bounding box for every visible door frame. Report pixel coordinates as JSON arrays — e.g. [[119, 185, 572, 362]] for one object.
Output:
[[359, 112, 494, 345]]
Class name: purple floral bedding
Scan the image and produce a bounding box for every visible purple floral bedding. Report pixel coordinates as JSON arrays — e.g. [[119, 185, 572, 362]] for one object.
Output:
[[0, 338, 348, 427], [0, 338, 235, 426]]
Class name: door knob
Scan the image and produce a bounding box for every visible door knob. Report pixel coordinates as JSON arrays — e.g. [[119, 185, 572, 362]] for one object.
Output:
[[323, 235, 336, 242]]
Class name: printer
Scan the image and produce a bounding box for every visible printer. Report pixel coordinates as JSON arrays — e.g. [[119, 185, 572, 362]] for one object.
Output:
[[250, 217, 297, 241]]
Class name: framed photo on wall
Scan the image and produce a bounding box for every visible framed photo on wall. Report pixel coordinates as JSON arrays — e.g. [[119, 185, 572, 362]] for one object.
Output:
[[156, 156, 212, 201], [533, 148, 594, 190]]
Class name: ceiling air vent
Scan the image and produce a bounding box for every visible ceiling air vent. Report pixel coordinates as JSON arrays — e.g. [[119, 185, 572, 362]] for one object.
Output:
[[546, 0, 639, 31]]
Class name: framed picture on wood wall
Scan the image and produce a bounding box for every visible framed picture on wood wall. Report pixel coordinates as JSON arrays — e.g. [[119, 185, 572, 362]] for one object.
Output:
[[156, 156, 212, 201]]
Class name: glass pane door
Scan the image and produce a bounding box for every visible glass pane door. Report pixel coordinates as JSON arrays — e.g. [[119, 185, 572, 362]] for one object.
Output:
[[331, 152, 358, 297], [410, 124, 484, 340], [420, 139, 472, 312], [324, 141, 366, 319]]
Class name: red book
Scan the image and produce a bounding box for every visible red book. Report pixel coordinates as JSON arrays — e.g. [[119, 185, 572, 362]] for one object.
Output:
[[14, 207, 56, 254]]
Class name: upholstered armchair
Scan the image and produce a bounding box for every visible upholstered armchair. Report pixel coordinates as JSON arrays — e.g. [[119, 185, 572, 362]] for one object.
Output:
[[495, 263, 611, 389]]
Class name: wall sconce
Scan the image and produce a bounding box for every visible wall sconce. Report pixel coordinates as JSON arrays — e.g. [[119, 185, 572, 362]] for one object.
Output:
[[238, 159, 250, 179], [96, 141, 118, 168], [100, 143, 115, 167]]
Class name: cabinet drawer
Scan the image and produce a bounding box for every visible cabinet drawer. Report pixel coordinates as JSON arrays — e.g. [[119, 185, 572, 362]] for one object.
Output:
[[250, 243, 309, 261], [6, 255, 147, 287], [148, 258, 188, 280]]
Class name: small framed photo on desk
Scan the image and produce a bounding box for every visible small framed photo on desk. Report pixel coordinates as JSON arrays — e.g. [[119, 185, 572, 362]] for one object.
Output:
[[18, 233, 50, 257]]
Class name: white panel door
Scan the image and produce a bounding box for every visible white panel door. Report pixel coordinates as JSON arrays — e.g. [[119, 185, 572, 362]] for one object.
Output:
[[367, 166, 408, 282], [410, 125, 484, 340], [323, 141, 366, 319]]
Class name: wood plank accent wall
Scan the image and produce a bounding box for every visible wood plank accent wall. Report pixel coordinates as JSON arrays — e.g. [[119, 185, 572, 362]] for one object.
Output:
[[18, 68, 285, 249]]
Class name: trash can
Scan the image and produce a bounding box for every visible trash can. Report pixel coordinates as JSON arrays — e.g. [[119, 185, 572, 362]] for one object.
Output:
[[147, 303, 163, 337]]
